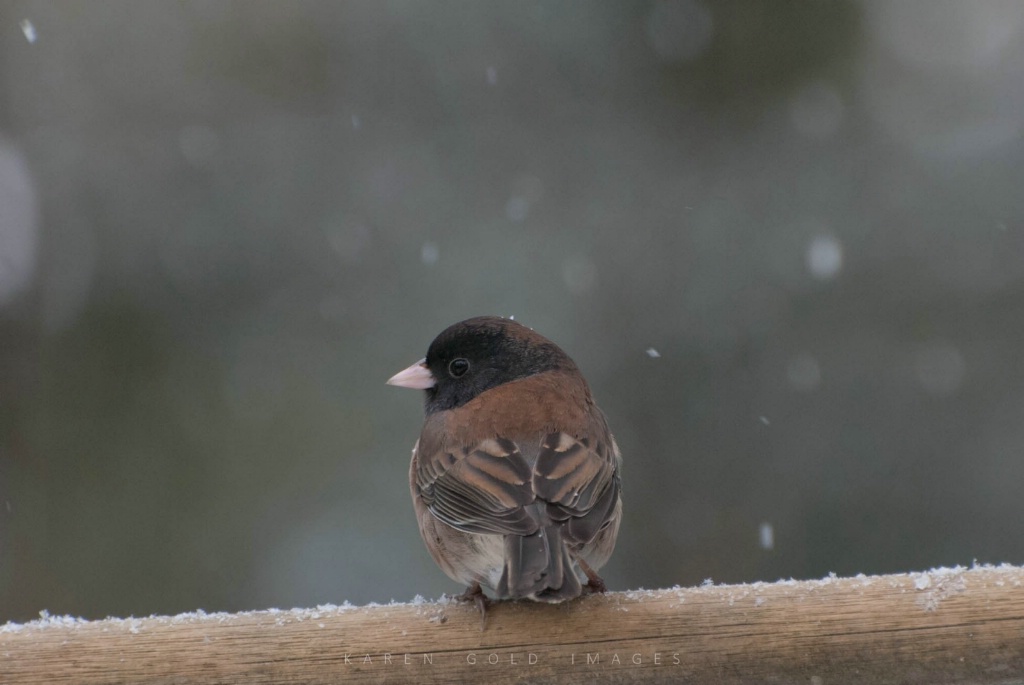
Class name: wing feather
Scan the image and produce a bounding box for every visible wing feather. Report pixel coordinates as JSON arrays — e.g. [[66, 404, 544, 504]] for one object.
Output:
[[416, 427, 620, 544], [417, 439, 538, 536]]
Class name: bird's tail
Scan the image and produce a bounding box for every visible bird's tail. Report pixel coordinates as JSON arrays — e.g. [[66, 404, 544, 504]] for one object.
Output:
[[497, 526, 582, 603]]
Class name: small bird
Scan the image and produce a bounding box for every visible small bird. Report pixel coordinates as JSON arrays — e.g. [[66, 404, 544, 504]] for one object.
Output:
[[387, 316, 622, 612]]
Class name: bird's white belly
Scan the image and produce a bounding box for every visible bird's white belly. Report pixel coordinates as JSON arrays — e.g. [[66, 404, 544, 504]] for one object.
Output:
[[459, 531, 506, 589]]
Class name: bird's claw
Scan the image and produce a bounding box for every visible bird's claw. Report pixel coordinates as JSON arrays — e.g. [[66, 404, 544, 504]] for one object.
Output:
[[455, 583, 489, 630]]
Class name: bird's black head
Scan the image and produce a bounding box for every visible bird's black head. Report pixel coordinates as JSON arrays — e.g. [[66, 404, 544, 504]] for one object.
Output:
[[420, 316, 576, 414]]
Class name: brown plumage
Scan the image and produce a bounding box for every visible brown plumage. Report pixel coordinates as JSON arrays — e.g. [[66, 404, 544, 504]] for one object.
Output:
[[388, 316, 622, 607]]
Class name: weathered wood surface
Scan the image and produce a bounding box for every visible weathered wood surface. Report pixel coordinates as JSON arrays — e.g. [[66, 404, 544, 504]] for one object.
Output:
[[2, 565, 1023, 684]]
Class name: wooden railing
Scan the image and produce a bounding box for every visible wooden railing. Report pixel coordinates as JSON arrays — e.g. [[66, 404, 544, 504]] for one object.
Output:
[[2, 565, 1022, 683]]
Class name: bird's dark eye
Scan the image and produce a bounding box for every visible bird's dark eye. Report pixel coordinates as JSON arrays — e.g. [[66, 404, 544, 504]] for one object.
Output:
[[448, 358, 470, 378]]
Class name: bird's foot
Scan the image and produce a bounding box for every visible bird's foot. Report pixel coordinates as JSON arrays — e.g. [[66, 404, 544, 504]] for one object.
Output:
[[455, 583, 489, 630], [578, 559, 607, 595]]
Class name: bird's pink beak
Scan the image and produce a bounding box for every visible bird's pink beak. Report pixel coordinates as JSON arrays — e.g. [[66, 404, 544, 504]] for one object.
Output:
[[387, 359, 436, 390]]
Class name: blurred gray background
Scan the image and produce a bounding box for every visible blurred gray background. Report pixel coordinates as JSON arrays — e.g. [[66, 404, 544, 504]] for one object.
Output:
[[2, 0, 1023, 623]]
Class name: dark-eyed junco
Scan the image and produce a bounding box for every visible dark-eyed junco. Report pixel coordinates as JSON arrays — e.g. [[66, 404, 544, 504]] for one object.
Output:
[[388, 316, 622, 610]]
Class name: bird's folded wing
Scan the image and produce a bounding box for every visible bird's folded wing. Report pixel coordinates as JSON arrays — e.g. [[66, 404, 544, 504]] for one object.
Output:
[[533, 431, 621, 546], [416, 437, 539, 535], [416, 431, 620, 544]]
